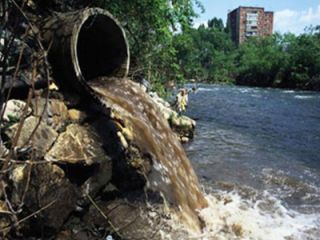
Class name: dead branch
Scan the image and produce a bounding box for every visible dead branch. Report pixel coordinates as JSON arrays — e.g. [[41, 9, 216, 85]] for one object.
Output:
[[0, 158, 49, 164], [9, 0, 52, 153], [0, 199, 57, 234], [1, 88, 32, 173], [86, 193, 123, 238]]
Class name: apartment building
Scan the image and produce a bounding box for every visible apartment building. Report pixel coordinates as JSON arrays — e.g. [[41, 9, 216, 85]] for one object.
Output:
[[227, 6, 274, 44]]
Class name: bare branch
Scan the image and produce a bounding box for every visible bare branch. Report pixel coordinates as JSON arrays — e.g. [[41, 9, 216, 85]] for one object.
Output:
[[0, 199, 57, 234]]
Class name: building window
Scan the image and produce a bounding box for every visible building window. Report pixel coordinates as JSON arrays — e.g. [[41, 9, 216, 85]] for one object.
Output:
[[245, 31, 258, 37]]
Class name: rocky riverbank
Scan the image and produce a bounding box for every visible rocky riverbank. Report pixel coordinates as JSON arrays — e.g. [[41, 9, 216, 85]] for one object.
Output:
[[0, 83, 196, 239], [0, 3, 204, 238]]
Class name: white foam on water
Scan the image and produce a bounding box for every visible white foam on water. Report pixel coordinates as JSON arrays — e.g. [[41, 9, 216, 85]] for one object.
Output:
[[161, 189, 320, 240], [250, 94, 262, 98], [193, 191, 320, 240], [283, 90, 295, 93], [239, 89, 251, 93], [294, 95, 314, 99], [197, 88, 219, 92]]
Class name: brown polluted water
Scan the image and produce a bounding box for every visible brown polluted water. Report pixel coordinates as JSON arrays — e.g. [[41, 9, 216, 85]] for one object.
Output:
[[88, 77, 208, 232]]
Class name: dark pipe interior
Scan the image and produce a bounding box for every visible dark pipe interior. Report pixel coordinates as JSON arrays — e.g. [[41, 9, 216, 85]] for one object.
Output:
[[77, 15, 127, 80]]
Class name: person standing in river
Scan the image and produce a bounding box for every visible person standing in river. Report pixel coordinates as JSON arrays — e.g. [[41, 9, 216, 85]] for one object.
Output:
[[176, 88, 189, 115]]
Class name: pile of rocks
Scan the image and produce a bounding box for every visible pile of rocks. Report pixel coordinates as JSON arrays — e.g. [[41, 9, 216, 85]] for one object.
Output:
[[148, 91, 196, 143], [0, 84, 195, 239]]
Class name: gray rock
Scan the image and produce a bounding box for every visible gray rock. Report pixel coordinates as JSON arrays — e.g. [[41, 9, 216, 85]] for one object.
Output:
[[2, 99, 32, 122], [5, 116, 58, 158], [0, 200, 11, 237], [169, 114, 196, 139], [45, 123, 112, 197], [9, 164, 32, 205], [31, 98, 69, 131], [149, 92, 196, 140], [180, 136, 190, 143], [45, 124, 107, 165], [68, 109, 87, 122], [83, 199, 163, 240], [0, 137, 9, 157], [82, 198, 190, 240], [149, 91, 171, 108], [10, 163, 78, 231]]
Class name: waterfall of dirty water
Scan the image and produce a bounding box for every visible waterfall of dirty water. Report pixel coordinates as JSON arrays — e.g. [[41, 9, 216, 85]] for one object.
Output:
[[88, 77, 208, 232]]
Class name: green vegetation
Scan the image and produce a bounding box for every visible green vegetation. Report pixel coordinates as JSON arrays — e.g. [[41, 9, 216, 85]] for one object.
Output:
[[52, 0, 320, 91], [4, 1, 319, 91], [174, 22, 320, 90], [96, 0, 203, 87], [99, 1, 320, 91], [173, 18, 236, 84], [236, 30, 320, 90]]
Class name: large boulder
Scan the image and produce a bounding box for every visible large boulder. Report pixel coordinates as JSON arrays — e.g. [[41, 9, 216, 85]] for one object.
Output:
[[5, 116, 58, 158], [81, 198, 190, 240], [45, 124, 107, 165], [31, 98, 69, 131], [168, 114, 196, 140], [83, 199, 163, 240], [10, 164, 28, 200], [10, 163, 78, 233], [45, 123, 112, 197]]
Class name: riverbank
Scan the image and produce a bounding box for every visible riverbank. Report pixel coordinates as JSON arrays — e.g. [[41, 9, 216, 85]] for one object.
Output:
[[0, 81, 199, 239]]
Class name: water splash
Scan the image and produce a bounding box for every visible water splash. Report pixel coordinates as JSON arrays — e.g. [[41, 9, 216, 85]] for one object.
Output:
[[294, 95, 315, 99], [160, 186, 320, 240], [88, 77, 208, 232]]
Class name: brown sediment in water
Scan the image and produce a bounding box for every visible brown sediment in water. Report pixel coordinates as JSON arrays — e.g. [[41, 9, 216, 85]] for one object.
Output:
[[89, 77, 208, 232]]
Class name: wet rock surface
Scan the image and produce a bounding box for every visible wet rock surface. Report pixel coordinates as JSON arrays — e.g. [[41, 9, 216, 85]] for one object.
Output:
[[83, 199, 163, 239], [169, 114, 196, 141]]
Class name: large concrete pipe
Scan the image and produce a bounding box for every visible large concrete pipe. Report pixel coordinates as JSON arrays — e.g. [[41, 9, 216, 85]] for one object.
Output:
[[40, 8, 130, 93]]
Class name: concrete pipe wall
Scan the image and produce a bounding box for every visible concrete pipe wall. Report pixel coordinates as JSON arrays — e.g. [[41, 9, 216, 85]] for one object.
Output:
[[40, 8, 130, 93]]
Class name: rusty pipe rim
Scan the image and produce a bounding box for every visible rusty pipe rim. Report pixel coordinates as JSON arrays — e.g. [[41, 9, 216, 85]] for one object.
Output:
[[71, 8, 130, 82]]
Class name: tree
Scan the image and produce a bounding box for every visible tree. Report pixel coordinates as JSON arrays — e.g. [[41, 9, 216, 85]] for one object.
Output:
[[96, 0, 203, 89], [235, 35, 285, 87], [282, 30, 320, 89], [173, 18, 236, 83], [207, 17, 224, 31]]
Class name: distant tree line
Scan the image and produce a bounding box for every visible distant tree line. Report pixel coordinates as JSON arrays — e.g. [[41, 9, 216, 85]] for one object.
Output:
[[2, 1, 319, 94], [174, 19, 320, 90]]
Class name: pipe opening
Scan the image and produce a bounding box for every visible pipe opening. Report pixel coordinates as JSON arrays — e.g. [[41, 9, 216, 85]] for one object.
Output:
[[77, 14, 128, 80]]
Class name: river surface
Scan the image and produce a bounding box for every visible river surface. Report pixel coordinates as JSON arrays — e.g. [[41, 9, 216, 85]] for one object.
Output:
[[184, 84, 320, 239]]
